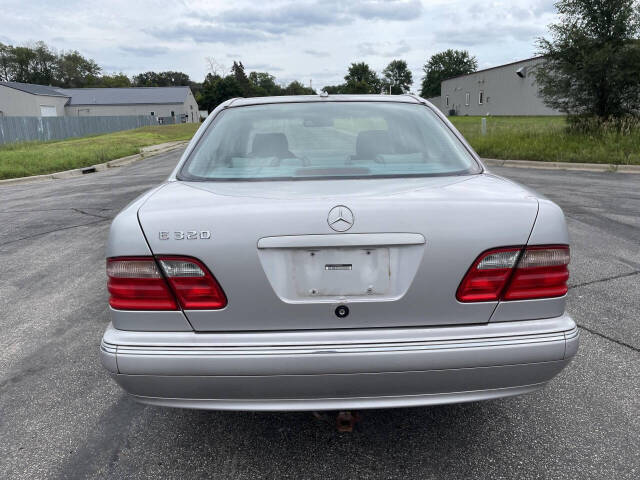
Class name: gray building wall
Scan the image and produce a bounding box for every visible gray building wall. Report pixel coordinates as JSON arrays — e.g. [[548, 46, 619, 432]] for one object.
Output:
[[182, 89, 199, 122], [0, 86, 68, 117], [426, 96, 441, 111], [64, 90, 200, 122], [440, 57, 562, 116], [66, 103, 183, 119]]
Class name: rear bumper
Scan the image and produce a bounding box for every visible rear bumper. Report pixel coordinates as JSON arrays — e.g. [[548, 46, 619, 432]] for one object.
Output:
[[101, 314, 579, 411]]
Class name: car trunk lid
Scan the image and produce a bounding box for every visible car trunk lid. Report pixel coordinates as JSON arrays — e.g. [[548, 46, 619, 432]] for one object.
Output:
[[138, 174, 538, 331]]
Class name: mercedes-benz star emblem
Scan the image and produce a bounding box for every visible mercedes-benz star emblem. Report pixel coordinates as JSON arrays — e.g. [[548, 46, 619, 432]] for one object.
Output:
[[327, 205, 354, 232]]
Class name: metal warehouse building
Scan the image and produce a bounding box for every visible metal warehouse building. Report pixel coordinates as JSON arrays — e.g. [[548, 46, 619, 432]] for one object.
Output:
[[429, 57, 562, 116], [0, 82, 199, 122], [0, 83, 69, 117], [61, 87, 199, 122]]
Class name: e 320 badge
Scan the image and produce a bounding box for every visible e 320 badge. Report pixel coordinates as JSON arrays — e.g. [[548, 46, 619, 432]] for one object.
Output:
[[159, 231, 211, 240]]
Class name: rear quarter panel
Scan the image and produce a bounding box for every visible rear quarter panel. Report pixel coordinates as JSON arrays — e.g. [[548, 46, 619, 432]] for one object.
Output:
[[106, 185, 193, 331], [491, 198, 570, 322]]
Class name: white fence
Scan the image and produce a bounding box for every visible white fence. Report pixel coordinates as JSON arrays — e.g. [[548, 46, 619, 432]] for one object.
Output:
[[0, 115, 157, 144]]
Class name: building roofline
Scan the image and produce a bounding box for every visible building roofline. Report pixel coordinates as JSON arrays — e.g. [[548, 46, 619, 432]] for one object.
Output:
[[58, 86, 192, 91], [57, 86, 192, 106], [0, 82, 70, 98], [442, 56, 545, 82], [69, 102, 185, 106]]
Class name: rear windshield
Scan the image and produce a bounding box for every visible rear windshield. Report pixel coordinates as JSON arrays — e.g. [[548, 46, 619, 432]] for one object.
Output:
[[179, 101, 481, 181]]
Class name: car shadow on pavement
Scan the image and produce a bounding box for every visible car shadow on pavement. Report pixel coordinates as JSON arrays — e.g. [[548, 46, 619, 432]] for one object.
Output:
[[81, 396, 515, 478]]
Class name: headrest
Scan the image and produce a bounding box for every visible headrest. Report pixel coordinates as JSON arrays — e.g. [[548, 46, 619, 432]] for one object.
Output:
[[355, 130, 393, 159], [251, 133, 291, 158]]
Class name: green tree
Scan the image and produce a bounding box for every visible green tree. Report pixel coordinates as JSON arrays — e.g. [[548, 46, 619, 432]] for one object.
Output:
[[283, 80, 315, 95], [132, 71, 158, 86], [322, 84, 346, 94], [231, 61, 251, 96], [30, 41, 57, 85], [198, 73, 244, 112], [248, 71, 282, 96], [343, 62, 381, 94], [56, 50, 102, 87], [97, 73, 132, 87], [536, 0, 640, 119], [9, 46, 37, 83], [420, 49, 477, 98], [132, 71, 192, 87], [382, 59, 413, 94], [0, 43, 11, 81], [0, 41, 114, 87]]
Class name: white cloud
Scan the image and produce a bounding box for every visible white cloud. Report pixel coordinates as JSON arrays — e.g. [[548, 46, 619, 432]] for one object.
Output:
[[358, 40, 411, 57], [119, 46, 169, 57], [303, 49, 331, 58], [244, 63, 284, 72]]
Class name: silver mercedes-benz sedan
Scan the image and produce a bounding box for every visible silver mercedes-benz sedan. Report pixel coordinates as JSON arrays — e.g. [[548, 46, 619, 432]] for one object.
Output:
[[100, 95, 578, 411]]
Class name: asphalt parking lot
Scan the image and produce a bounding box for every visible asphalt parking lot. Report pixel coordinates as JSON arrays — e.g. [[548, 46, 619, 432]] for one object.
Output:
[[1, 150, 638, 479]]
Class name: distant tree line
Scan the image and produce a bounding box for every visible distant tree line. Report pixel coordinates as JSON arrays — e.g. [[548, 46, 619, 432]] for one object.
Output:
[[0, 41, 103, 88], [197, 61, 316, 112], [322, 60, 413, 95], [0, 40, 474, 111], [320, 56, 479, 99], [0, 41, 319, 113], [0, 41, 199, 89]]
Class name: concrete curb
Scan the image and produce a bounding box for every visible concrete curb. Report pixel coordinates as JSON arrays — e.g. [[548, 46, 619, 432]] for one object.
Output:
[[0, 141, 189, 187], [483, 158, 640, 174]]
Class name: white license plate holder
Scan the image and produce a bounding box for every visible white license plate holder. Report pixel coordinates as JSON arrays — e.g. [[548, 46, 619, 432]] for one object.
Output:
[[292, 247, 390, 297]]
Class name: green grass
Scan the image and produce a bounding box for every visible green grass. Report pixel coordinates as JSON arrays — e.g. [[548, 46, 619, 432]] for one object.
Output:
[[2, 117, 638, 180], [0, 123, 199, 180], [449, 116, 640, 165]]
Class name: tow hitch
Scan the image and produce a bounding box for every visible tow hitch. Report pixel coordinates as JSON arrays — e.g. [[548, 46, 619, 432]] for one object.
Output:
[[313, 411, 361, 432]]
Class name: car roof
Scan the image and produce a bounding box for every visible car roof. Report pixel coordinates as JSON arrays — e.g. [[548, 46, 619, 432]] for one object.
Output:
[[226, 94, 423, 107]]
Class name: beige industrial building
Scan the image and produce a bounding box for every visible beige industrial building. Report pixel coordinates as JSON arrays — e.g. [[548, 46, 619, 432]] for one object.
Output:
[[428, 57, 562, 116], [0, 82, 199, 122], [0, 83, 69, 117]]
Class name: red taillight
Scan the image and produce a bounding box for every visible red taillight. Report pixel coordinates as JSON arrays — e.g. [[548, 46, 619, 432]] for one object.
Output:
[[456, 247, 521, 302], [157, 256, 227, 309], [107, 256, 227, 311], [503, 246, 570, 300], [107, 257, 178, 310], [457, 245, 570, 303]]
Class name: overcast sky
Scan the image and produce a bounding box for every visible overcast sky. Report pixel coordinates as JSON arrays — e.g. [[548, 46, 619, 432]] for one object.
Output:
[[1, 0, 558, 90]]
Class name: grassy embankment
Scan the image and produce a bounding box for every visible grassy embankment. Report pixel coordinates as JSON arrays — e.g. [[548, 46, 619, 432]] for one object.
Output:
[[2, 117, 638, 180], [0, 123, 199, 180], [449, 116, 640, 165]]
